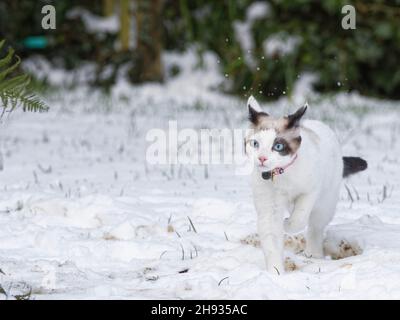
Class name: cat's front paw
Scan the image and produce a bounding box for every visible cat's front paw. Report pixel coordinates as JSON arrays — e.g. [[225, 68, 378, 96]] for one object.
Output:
[[284, 218, 305, 234]]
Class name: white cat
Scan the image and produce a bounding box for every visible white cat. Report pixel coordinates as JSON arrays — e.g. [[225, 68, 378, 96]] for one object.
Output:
[[245, 96, 367, 274]]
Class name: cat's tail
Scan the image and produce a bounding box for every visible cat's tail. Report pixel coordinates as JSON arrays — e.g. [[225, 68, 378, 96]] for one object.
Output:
[[342, 157, 368, 177]]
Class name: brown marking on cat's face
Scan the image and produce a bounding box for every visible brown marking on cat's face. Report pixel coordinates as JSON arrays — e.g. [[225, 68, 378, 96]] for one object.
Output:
[[271, 135, 301, 156], [253, 116, 289, 133], [249, 104, 306, 131], [275, 130, 302, 155]]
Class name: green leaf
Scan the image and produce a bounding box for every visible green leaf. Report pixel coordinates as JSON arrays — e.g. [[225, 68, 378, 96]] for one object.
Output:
[[375, 23, 393, 39], [0, 40, 49, 114], [0, 47, 15, 69]]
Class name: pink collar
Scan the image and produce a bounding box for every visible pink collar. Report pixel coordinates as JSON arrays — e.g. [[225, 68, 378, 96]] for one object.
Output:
[[261, 154, 298, 181]]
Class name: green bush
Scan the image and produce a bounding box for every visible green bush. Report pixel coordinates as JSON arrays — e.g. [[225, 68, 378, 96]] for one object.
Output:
[[1, 0, 399, 100], [251, 0, 400, 99], [166, 0, 400, 100], [0, 0, 121, 85]]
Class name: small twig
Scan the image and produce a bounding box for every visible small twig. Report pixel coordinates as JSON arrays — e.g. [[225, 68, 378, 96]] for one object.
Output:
[[204, 165, 209, 179], [344, 184, 354, 203], [33, 171, 39, 184], [37, 164, 52, 174], [381, 185, 387, 203], [178, 268, 189, 274], [187, 216, 197, 233], [351, 185, 360, 201], [218, 277, 229, 286], [224, 231, 229, 241], [0, 284, 8, 298], [193, 244, 198, 257]]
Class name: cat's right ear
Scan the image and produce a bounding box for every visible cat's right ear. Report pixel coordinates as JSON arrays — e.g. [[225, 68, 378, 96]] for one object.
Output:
[[247, 95, 268, 125]]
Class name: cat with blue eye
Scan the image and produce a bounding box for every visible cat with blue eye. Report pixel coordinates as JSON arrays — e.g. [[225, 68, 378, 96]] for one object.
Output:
[[273, 142, 285, 152], [249, 139, 286, 153], [244, 96, 367, 274]]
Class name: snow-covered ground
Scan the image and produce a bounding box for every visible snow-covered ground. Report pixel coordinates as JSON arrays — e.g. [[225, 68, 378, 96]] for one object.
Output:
[[0, 50, 400, 299]]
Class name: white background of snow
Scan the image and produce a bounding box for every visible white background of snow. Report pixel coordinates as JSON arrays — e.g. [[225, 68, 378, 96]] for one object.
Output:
[[0, 49, 400, 299], [234, 2, 270, 69], [67, 8, 120, 33], [66, 7, 136, 50], [263, 33, 302, 57]]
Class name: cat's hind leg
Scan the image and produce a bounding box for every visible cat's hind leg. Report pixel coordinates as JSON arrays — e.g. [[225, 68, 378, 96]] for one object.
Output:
[[304, 221, 325, 258]]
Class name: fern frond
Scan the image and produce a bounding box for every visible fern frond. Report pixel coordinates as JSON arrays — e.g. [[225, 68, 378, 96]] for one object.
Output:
[[0, 53, 21, 83], [0, 40, 49, 115], [0, 90, 49, 114], [0, 74, 30, 92]]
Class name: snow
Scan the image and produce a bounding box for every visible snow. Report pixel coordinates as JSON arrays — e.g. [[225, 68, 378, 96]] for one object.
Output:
[[65, 8, 136, 50], [233, 2, 270, 69], [22, 56, 97, 86], [67, 8, 119, 34], [246, 2, 270, 21], [233, 21, 256, 68], [263, 33, 302, 57], [1, 49, 400, 299]]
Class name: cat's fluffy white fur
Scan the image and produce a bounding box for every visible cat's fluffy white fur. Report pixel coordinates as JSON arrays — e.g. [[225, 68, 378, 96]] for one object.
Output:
[[246, 96, 343, 274]]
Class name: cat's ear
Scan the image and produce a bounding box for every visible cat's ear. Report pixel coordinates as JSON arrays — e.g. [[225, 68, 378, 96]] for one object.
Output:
[[247, 95, 268, 125], [286, 103, 307, 128], [247, 95, 262, 113]]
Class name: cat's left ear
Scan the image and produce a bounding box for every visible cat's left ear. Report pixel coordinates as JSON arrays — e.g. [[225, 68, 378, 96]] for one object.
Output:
[[286, 103, 308, 128]]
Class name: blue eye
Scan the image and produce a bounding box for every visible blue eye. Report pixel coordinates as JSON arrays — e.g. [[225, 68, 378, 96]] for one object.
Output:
[[250, 139, 259, 148], [273, 143, 284, 152]]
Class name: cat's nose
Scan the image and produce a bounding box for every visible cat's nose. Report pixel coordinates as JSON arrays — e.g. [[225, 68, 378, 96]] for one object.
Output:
[[258, 156, 268, 165]]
